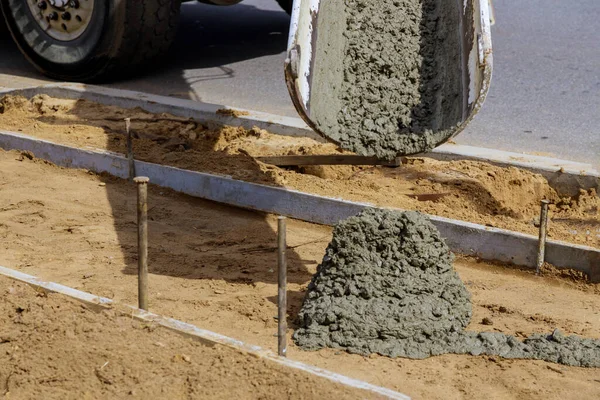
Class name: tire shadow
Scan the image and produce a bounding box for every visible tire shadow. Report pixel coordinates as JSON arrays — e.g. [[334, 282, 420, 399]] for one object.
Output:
[[40, 98, 322, 287]]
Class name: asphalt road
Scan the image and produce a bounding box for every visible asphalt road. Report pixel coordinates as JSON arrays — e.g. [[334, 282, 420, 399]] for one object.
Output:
[[0, 0, 598, 165]]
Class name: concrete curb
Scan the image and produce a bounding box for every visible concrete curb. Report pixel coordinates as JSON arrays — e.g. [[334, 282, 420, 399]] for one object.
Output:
[[1, 83, 597, 196], [0, 130, 597, 281], [0, 265, 411, 400]]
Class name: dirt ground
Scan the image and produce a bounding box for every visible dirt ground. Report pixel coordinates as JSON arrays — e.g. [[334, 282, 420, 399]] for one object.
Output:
[[0, 276, 380, 400], [0, 95, 598, 247], [0, 150, 598, 399]]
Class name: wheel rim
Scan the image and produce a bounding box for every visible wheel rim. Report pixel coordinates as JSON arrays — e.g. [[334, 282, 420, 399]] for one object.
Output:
[[26, 0, 95, 42]]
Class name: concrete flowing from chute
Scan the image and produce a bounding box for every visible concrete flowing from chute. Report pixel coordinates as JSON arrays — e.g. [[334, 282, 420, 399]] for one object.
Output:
[[293, 209, 600, 367], [309, 0, 463, 159]]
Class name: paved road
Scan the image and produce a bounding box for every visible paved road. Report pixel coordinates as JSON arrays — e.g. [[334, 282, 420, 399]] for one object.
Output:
[[0, 0, 598, 165]]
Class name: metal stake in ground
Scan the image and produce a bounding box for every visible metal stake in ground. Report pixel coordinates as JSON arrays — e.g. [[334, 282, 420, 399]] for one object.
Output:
[[125, 118, 135, 182], [135, 176, 150, 310], [536, 200, 550, 275], [277, 216, 288, 357]]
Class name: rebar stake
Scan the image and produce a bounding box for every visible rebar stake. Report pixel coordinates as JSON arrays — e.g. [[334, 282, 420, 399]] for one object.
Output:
[[135, 176, 150, 310], [126, 118, 135, 182], [277, 216, 288, 357], [536, 200, 550, 275]]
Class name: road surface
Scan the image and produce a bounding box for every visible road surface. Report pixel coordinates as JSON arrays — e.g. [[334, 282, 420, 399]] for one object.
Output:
[[0, 0, 598, 165]]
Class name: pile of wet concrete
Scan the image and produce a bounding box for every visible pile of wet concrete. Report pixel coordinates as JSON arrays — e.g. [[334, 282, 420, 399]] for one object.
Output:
[[293, 209, 600, 367]]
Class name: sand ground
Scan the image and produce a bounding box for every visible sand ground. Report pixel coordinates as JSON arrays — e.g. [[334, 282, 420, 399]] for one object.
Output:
[[0, 150, 598, 399], [0, 274, 386, 400]]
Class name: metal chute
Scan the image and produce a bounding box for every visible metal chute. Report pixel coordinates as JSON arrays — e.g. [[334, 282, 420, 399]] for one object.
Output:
[[284, 0, 493, 157]]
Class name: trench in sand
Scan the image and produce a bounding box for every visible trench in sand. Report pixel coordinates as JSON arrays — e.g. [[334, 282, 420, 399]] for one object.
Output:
[[0, 150, 598, 399], [0, 94, 598, 249]]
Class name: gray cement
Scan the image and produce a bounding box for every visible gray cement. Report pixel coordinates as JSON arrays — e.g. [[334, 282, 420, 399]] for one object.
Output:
[[293, 209, 600, 367], [309, 0, 464, 159], [294, 209, 472, 357]]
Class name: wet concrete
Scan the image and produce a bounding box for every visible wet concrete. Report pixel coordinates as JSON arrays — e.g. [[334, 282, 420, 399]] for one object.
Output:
[[309, 0, 464, 159], [293, 209, 472, 357], [294, 209, 600, 367]]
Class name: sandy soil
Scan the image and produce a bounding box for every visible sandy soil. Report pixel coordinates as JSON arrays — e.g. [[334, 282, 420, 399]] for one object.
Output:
[[0, 276, 379, 400], [0, 95, 598, 247], [0, 150, 598, 399]]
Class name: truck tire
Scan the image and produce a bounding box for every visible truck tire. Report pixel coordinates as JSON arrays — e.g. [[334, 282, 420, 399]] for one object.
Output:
[[275, 0, 292, 14], [0, 0, 182, 82]]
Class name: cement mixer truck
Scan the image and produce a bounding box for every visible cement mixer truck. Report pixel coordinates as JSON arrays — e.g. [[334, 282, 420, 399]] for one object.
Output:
[[1, 0, 493, 157], [0, 0, 291, 81]]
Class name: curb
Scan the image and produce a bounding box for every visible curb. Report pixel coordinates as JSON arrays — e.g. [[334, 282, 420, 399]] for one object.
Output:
[[0, 130, 597, 281], [0, 265, 411, 400]]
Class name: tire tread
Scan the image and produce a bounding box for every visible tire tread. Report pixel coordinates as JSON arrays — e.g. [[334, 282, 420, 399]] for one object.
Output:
[[99, 0, 181, 80]]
